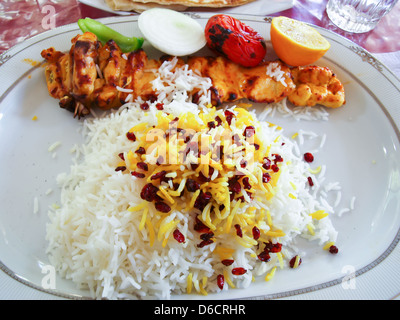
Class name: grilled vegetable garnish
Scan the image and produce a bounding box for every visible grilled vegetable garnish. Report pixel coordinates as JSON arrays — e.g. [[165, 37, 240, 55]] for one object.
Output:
[[205, 14, 267, 68], [41, 32, 345, 118], [138, 8, 206, 57], [78, 18, 143, 53]]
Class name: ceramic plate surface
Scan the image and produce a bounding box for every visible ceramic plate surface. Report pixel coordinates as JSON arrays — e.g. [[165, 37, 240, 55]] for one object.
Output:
[[1, 14, 400, 300]]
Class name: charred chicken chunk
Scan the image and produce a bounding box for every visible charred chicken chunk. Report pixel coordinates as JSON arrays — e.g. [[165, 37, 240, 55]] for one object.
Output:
[[288, 66, 345, 108]]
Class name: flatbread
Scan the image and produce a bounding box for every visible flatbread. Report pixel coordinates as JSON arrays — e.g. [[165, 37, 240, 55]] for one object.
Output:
[[105, 0, 187, 12], [105, 0, 255, 12]]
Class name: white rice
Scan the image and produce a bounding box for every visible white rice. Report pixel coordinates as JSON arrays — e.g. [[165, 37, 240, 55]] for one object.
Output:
[[266, 62, 287, 87], [258, 98, 330, 122], [33, 196, 39, 214], [46, 59, 347, 299], [116, 86, 134, 93], [48, 141, 61, 152]]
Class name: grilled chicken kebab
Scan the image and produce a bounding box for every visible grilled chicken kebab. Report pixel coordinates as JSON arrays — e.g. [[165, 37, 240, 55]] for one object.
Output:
[[41, 32, 345, 118]]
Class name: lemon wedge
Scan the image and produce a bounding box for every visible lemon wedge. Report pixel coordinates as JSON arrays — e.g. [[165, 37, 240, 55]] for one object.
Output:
[[270, 16, 330, 66]]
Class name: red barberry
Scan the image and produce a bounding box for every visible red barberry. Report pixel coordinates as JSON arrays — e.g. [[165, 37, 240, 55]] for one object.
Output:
[[140, 183, 159, 202], [262, 172, 271, 183], [173, 229, 185, 243], [289, 255, 302, 268], [234, 224, 243, 238], [231, 267, 247, 275], [136, 162, 148, 171], [217, 274, 224, 290], [304, 152, 314, 163], [155, 201, 171, 213], [329, 245, 339, 254], [131, 171, 145, 178], [221, 259, 234, 266], [126, 132, 136, 141], [257, 251, 271, 262], [252, 226, 260, 240]]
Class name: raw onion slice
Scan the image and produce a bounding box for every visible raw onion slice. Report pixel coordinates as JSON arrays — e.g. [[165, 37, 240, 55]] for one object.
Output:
[[138, 8, 206, 56]]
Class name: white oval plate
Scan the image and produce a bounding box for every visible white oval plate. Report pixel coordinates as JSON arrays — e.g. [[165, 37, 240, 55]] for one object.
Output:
[[1, 14, 400, 300]]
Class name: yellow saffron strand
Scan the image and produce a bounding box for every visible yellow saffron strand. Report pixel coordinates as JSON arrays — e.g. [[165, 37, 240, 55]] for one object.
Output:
[[223, 270, 235, 288], [187, 273, 193, 294], [145, 216, 155, 247], [265, 266, 277, 281], [139, 207, 148, 231]]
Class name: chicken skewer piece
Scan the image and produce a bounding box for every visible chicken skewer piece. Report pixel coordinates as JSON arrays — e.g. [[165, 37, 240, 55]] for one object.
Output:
[[42, 33, 162, 117], [289, 66, 345, 108], [41, 32, 99, 117], [187, 56, 295, 106], [41, 32, 345, 118], [188, 56, 345, 109]]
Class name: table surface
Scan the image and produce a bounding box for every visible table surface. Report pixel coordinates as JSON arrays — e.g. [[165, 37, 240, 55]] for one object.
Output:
[[1, 0, 400, 55]]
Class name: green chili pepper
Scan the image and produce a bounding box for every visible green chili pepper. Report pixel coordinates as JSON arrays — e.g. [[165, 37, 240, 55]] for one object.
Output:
[[77, 17, 144, 53]]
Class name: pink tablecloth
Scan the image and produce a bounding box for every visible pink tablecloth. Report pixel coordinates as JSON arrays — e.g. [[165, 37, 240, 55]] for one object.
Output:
[[0, 0, 399, 76]]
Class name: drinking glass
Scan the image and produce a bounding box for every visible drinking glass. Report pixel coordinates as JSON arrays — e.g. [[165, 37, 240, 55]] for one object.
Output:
[[326, 0, 399, 33]]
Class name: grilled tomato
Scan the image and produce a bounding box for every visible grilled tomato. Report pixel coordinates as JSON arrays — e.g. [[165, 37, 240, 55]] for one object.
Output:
[[205, 14, 266, 68]]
